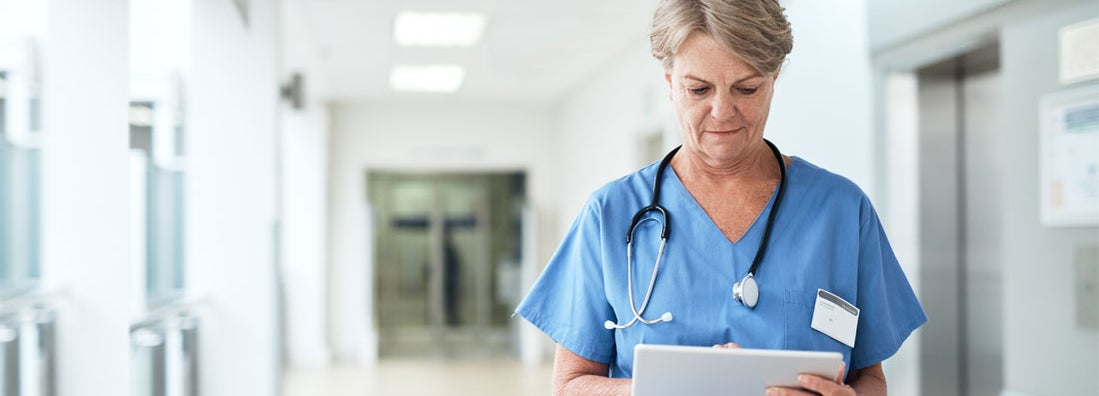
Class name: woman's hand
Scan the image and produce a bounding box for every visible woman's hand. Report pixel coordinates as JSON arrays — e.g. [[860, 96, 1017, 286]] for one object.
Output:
[[711, 343, 871, 395], [766, 363, 854, 396]]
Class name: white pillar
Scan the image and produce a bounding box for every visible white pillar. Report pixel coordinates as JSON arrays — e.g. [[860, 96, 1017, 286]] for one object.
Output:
[[40, 0, 130, 394]]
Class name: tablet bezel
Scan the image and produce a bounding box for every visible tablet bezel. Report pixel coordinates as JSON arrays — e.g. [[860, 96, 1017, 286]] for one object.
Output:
[[631, 344, 845, 396]]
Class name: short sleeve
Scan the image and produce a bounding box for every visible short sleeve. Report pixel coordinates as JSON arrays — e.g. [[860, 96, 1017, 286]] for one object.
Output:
[[851, 197, 927, 370], [514, 199, 617, 364]]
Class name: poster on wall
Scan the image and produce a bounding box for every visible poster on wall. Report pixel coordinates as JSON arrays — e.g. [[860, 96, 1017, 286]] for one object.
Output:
[[1040, 85, 1099, 227]]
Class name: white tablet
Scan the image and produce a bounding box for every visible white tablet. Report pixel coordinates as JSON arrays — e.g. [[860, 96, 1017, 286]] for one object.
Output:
[[631, 344, 844, 396]]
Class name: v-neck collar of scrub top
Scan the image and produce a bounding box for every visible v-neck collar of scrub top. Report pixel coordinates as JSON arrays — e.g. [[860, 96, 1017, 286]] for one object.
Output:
[[661, 156, 801, 248]]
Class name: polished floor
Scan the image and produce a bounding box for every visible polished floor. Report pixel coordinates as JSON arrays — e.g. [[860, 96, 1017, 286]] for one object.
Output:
[[283, 359, 555, 396]]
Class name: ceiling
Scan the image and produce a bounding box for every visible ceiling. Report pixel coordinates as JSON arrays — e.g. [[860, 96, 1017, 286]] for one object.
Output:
[[286, 0, 659, 103]]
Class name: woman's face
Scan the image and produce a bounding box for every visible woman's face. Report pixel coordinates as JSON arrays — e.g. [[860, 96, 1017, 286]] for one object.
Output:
[[666, 32, 777, 166]]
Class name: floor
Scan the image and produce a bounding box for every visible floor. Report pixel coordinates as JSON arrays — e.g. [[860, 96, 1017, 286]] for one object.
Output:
[[283, 359, 555, 396]]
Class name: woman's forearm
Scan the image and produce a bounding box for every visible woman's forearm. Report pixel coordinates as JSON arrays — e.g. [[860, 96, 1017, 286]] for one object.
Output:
[[554, 375, 631, 396], [553, 344, 632, 396], [848, 363, 887, 395]]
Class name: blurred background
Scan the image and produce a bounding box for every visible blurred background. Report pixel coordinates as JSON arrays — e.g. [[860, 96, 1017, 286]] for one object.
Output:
[[0, 0, 1095, 395]]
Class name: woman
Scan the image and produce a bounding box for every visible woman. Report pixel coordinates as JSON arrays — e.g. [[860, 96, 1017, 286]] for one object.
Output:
[[515, 1, 926, 395]]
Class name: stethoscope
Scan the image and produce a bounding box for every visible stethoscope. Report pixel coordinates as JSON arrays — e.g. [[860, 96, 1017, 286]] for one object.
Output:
[[604, 139, 787, 330]]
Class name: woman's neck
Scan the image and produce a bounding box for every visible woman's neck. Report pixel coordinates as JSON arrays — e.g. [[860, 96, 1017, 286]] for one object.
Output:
[[671, 142, 780, 190]]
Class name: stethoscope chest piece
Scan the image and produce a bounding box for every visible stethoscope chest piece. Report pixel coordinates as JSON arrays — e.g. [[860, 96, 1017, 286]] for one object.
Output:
[[732, 274, 759, 308]]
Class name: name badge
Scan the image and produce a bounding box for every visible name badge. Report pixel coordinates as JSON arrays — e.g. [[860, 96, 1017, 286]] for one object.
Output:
[[810, 289, 859, 348]]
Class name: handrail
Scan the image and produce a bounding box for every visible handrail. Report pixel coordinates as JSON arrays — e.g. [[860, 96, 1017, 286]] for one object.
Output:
[[0, 287, 58, 396], [131, 296, 201, 396], [130, 296, 205, 332], [0, 287, 63, 318]]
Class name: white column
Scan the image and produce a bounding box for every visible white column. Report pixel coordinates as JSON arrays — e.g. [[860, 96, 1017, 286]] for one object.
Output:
[[40, 0, 130, 394], [280, 104, 332, 368], [519, 206, 543, 365], [185, 0, 280, 394], [881, 71, 922, 396]]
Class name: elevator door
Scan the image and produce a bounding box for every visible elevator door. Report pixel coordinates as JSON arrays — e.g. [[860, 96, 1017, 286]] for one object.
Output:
[[917, 44, 1003, 396], [369, 172, 525, 359]]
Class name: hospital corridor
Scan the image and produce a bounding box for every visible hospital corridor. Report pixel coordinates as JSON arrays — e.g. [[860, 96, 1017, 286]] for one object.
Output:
[[0, 0, 1096, 395]]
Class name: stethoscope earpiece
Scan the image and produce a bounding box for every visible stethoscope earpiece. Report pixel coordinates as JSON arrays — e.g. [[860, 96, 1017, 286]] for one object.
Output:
[[605, 311, 673, 330]]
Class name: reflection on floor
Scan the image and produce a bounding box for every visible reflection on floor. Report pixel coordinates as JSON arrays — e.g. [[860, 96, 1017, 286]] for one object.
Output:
[[283, 359, 554, 396], [379, 327, 515, 360]]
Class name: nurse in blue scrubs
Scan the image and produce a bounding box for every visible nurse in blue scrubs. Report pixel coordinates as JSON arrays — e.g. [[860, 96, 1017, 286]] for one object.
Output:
[[515, 0, 926, 395]]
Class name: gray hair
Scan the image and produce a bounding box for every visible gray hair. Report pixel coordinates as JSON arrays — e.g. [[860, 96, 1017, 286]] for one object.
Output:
[[650, 0, 793, 74]]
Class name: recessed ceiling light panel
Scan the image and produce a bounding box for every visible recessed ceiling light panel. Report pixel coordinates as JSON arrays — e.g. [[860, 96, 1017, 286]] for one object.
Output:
[[393, 11, 487, 47]]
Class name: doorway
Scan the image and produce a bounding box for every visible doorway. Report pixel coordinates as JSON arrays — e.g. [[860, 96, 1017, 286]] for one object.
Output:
[[916, 43, 1003, 396], [368, 171, 526, 359]]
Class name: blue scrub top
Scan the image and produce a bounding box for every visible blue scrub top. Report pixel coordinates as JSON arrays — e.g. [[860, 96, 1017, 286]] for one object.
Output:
[[515, 156, 927, 378]]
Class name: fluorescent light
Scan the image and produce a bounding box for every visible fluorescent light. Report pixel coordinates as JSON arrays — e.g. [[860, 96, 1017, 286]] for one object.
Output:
[[389, 65, 465, 93], [394, 11, 487, 47]]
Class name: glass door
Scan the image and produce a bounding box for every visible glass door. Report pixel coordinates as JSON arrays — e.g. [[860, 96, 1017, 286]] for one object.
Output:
[[369, 172, 525, 359]]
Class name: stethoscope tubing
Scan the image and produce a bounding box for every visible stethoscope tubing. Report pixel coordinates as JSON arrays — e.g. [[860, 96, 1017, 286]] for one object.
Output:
[[625, 231, 670, 326], [745, 139, 787, 277]]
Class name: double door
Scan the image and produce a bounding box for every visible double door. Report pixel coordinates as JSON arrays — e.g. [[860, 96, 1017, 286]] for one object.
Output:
[[369, 172, 525, 359]]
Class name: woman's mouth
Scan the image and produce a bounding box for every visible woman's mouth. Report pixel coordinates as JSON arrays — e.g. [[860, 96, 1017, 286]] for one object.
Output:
[[706, 127, 743, 134]]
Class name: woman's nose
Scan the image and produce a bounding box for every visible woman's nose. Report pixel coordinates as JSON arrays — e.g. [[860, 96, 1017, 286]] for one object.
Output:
[[709, 93, 736, 121]]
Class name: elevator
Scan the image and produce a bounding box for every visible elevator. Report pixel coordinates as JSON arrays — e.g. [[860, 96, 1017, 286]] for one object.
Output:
[[917, 43, 1004, 396]]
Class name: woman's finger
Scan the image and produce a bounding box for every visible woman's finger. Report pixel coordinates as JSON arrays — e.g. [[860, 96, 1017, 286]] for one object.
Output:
[[798, 374, 855, 396], [710, 342, 741, 349], [765, 386, 815, 396]]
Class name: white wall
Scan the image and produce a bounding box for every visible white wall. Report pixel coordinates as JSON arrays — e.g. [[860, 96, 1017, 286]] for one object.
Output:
[[1000, 3, 1098, 394], [555, 38, 674, 234], [769, 0, 876, 200], [40, 0, 130, 394], [279, 0, 332, 369], [186, 0, 281, 394], [868, 0, 1010, 51], [882, 72, 922, 396], [328, 99, 560, 363]]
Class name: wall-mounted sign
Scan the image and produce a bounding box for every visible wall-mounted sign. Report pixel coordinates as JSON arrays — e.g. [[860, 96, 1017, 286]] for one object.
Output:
[[1040, 85, 1099, 227], [1060, 19, 1099, 85]]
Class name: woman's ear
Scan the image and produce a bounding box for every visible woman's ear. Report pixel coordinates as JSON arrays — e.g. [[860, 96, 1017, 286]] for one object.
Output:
[[665, 73, 674, 100]]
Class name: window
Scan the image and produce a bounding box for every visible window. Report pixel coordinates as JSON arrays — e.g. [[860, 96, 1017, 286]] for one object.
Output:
[[0, 42, 43, 292], [129, 81, 187, 306], [130, 0, 190, 307]]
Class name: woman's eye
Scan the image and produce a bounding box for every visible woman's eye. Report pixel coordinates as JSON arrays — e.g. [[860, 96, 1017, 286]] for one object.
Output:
[[737, 87, 759, 95], [688, 87, 710, 96]]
